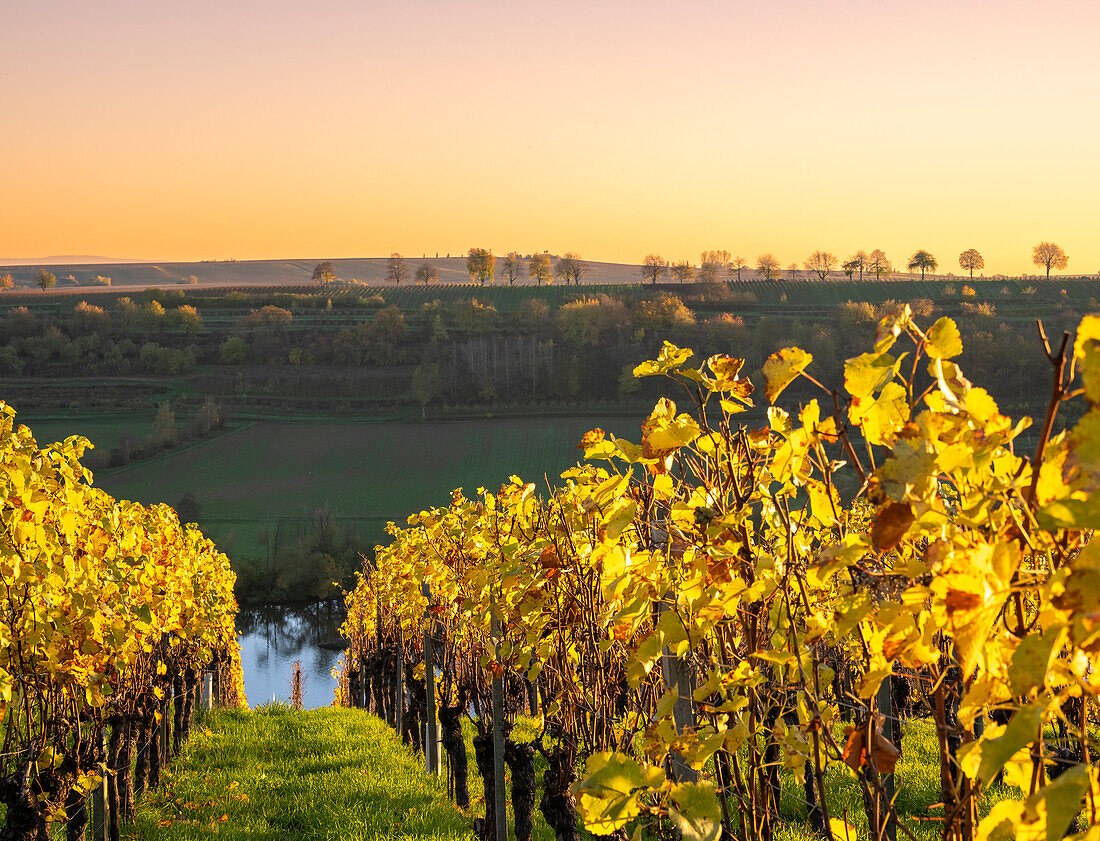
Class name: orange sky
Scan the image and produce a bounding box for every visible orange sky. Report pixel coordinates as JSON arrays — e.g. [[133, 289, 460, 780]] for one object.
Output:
[[3, 1, 1098, 275]]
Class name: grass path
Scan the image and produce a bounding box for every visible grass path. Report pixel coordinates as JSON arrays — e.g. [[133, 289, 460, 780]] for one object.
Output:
[[126, 707, 474, 840]]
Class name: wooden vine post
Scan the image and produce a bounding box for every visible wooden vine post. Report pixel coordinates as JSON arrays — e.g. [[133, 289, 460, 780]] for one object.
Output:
[[160, 700, 170, 764], [396, 625, 405, 738], [490, 587, 508, 841], [92, 726, 109, 841], [652, 524, 698, 783], [875, 678, 897, 841], [359, 602, 368, 709], [423, 581, 441, 776]]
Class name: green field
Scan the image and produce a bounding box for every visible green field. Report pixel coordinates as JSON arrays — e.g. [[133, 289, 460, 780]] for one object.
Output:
[[70, 415, 647, 561], [29, 415, 154, 453]]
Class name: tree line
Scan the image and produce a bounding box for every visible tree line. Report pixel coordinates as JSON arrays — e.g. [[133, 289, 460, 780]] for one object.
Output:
[[309, 250, 586, 288], [640, 241, 1072, 284], [298, 241, 1077, 290]]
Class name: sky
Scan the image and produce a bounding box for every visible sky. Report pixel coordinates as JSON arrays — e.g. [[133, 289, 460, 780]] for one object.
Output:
[[2, 0, 1098, 275]]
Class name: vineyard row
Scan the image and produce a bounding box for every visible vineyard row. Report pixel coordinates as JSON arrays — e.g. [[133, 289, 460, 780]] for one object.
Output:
[[339, 308, 1100, 841], [0, 406, 246, 840]]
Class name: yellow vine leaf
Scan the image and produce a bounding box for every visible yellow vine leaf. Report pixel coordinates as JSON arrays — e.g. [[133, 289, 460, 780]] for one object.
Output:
[[633, 342, 693, 377], [668, 781, 722, 841], [925, 316, 963, 359], [762, 347, 812, 404], [973, 764, 1089, 841], [1073, 314, 1100, 404], [845, 350, 899, 401], [959, 704, 1043, 787], [641, 398, 701, 458], [851, 381, 908, 447], [574, 752, 661, 834], [1007, 626, 1065, 697]]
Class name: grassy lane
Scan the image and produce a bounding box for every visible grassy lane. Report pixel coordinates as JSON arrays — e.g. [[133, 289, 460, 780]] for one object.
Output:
[[126, 707, 475, 841]]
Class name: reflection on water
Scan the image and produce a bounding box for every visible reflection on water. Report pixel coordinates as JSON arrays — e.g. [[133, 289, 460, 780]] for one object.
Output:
[[236, 602, 347, 710]]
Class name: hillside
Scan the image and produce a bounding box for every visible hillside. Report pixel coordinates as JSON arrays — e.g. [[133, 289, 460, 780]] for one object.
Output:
[[1, 256, 651, 290], [2, 255, 1076, 292]]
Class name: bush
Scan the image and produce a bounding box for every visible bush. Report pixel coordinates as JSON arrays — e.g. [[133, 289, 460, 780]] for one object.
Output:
[[960, 301, 996, 316], [632, 293, 694, 331], [838, 300, 876, 325], [242, 305, 293, 327], [220, 335, 248, 364], [910, 298, 934, 318], [0, 345, 24, 376]]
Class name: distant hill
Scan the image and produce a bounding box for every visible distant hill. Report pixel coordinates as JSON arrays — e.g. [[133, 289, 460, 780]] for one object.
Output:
[[0, 256, 655, 290], [0, 255, 1057, 292], [0, 255, 144, 266]]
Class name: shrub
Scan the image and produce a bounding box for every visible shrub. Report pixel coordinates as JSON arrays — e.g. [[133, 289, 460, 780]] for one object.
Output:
[[633, 293, 694, 332], [557, 295, 629, 344], [910, 298, 934, 318], [219, 335, 248, 364], [242, 305, 293, 327], [72, 301, 110, 334], [838, 300, 876, 325], [960, 301, 996, 316]]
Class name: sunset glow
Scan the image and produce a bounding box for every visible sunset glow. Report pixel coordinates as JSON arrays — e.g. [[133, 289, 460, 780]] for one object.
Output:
[[3, 0, 1098, 274]]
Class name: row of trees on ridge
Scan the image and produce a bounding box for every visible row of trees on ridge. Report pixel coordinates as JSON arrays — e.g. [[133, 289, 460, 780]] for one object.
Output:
[[304, 242, 1073, 290]]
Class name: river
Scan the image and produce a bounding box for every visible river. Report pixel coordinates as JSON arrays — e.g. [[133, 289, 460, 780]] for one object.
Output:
[[235, 602, 347, 710]]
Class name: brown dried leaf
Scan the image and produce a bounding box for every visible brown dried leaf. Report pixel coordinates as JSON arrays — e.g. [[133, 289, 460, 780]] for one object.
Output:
[[841, 716, 901, 774], [871, 502, 915, 553], [944, 588, 982, 614]]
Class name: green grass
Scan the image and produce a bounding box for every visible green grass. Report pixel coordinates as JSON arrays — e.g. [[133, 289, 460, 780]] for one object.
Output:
[[457, 716, 560, 841], [771, 721, 1015, 841], [126, 706, 476, 840], [453, 713, 1016, 841], [24, 415, 155, 453]]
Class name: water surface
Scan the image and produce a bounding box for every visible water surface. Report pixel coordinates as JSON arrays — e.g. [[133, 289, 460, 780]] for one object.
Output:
[[236, 602, 346, 709]]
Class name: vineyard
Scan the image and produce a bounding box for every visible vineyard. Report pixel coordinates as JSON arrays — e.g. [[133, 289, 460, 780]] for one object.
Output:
[[11, 274, 1099, 317], [339, 308, 1100, 841], [0, 406, 246, 839]]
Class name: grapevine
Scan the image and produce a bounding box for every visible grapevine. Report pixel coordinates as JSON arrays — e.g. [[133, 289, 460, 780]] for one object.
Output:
[[344, 308, 1100, 841], [0, 403, 245, 839]]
